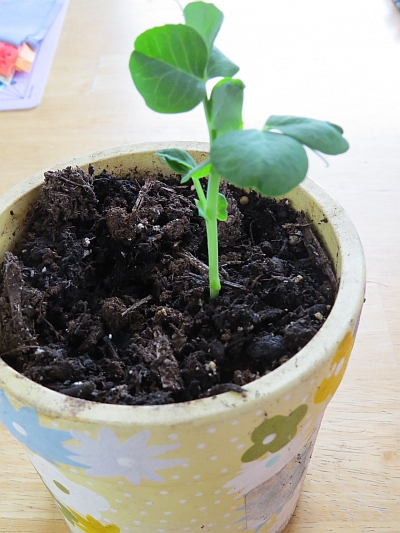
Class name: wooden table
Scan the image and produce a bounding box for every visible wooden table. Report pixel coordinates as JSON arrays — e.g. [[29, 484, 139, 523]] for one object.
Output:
[[1, 0, 399, 531]]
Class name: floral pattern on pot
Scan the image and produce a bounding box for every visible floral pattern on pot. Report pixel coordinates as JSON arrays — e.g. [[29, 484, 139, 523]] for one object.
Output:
[[63, 510, 120, 533], [314, 331, 354, 404], [235, 509, 279, 533], [244, 439, 313, 530], [224, 413, 321, 499], [241, 404, 308, 462], [53, 496, 81, 527], [249, 478, 305, 533], [64, 428, 188, 484], [29, 454, 111, 520], [52, 497, 120, 533], [0, 331, 358, 533], [0, 389, 80, 466]]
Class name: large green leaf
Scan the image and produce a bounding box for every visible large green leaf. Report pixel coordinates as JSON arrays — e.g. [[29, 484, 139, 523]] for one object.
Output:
[[210, 129, 309, 197], [210, 78, 244, 137], [156, 148, 196, 174], [129, 24, 208, 113], [264, 115, 349, 155], [183, 1, 223, 52], [207, 46, 239, 79]]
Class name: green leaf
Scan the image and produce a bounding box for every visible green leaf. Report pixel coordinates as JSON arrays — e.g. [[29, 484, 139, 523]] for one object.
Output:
[[156, 148, 196, 174], [210, 129, 309, 197], [217, 192, 228, 221], [195, 198, 206, 219], [207, 46, 239, 79], [129, 24, 208, 113], [181, 159, 212, 183], [210, 78, 244, 136], [183, 2, 223, 52], [264, 115, 349, 155]]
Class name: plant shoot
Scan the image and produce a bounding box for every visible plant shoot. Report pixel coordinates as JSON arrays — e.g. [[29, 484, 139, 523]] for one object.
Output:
[[129, 1, 349, 299]]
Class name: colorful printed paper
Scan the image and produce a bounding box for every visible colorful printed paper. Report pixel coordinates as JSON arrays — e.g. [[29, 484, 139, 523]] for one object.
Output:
[[0, 0, 68, 110], [0, 41, 20, 78], [15, 43, 36, 73], [0, 0, 65, 48]]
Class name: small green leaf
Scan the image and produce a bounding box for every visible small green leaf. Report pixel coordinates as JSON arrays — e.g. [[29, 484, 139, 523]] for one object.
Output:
[[210, 78, 244, 137], [183, 1, 223, 53], [210, 129, 309, 197], [264, 115, 349, 155], [181, 159, 212, 183], [207, 46, 239, 79], [217, 192, 228, 221], [194, 198, 206, 219], [156, 148, 196, 174], [129, 24, 208, 113]]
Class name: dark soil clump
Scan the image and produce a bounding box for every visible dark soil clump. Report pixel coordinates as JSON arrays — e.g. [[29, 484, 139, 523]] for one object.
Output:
[[0, 166, 336, 405]]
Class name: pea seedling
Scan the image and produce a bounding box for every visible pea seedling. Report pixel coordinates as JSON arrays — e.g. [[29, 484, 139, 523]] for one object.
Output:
[[129, 1, 348, 299]]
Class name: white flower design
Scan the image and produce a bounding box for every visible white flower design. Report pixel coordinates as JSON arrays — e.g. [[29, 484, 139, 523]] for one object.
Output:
[[65, 428, 188, 485], [29, 454, 110, 519]]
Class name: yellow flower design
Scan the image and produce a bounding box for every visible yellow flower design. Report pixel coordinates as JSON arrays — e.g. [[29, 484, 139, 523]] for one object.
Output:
[[71, 511, 120, 533], [314, 331, 354, 404]]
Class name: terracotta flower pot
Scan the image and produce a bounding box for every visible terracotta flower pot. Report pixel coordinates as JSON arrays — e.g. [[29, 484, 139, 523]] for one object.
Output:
[[0, 142, 365, 533]]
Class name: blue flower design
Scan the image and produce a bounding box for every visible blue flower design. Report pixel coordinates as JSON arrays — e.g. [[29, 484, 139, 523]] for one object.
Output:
[[0, 389, 84, 466]]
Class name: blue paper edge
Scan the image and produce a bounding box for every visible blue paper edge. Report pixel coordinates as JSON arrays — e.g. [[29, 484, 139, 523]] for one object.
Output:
[[0, 0, 69, 111]]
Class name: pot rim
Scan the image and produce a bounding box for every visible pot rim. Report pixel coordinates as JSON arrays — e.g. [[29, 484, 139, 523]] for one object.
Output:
[[0, 142, 366, 426]]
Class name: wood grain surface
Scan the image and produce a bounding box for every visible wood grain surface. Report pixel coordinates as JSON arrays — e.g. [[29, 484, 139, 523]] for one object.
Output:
[[1, 0, 399, 531]]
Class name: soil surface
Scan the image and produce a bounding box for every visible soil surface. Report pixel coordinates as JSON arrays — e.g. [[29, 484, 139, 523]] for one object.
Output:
[[0, 166, 336, 405]]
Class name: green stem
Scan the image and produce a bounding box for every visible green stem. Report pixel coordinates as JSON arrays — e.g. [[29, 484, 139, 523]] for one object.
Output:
[[202, 97, 221, 298], [205, 169, 221, 299], [193, 178, 206, 209]]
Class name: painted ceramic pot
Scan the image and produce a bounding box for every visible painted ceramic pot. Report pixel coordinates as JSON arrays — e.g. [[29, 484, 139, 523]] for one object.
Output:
[[0, 143, 365, 533]]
